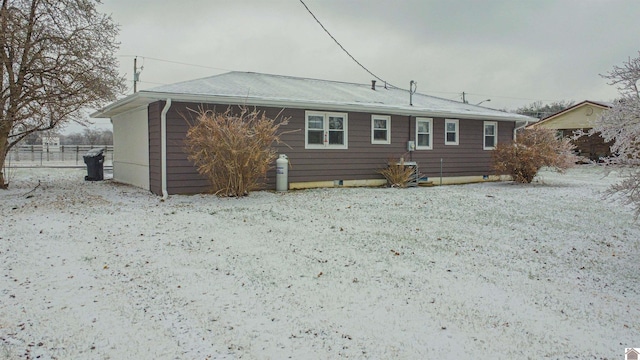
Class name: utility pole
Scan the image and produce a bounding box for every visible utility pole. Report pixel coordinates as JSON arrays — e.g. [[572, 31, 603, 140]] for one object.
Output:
[[133, 57, 138, 93], [133, 57, 142, 93], [462, 91, 468, 104]]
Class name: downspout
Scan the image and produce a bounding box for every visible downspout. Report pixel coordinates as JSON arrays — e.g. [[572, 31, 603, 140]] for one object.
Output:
[[160, 98, 172, 200], [513, 120, 531, 141], [408, 115, 413, 162]]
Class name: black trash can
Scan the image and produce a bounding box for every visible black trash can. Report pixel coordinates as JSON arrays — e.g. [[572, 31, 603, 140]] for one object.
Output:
[[83, 148, 105, 181]]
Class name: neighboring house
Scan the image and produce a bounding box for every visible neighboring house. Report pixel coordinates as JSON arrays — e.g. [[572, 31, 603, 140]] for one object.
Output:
[[529, 100, 613, 161], [91, 72, 533, 195], [626, 348, 639, 360]]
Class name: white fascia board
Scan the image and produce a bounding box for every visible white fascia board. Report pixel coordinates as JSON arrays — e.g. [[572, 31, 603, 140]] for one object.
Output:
[[91, 93, 149, 118], [93, 91, 532, 122]]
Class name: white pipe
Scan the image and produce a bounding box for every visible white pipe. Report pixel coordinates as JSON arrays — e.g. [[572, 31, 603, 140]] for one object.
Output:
[[160, 98, 172, 200], [513, 120, 530, 141]]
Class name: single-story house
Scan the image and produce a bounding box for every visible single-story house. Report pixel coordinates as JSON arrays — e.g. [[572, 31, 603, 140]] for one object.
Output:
[[91, 72, 533, 196], [528, 100, 613, 160]]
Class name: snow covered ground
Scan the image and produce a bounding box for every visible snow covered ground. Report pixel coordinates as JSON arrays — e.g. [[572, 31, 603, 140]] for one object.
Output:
[[1, 166, 638, 359]]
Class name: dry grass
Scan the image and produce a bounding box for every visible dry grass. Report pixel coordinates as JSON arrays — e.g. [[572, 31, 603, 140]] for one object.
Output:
[[492, 127, 578, 183], [184, 107, 289, 197], [378, 158, 415, 187]]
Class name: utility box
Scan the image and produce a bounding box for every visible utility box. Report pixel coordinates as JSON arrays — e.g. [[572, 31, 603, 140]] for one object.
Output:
[[83, 148, 105, 181]]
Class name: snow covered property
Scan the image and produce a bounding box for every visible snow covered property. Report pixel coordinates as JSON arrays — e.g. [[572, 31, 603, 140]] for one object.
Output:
[[1, 166, 639, 358], [91, 72, 533, 195]]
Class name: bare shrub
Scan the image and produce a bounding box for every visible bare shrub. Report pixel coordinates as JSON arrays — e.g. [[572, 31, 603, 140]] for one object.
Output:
[[185, 107, 289, 197], [379, 158, 415, 187], [492, 127, 578, 183]]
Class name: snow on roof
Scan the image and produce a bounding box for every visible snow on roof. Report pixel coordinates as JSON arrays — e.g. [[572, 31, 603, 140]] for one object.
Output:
[[93, 72, 533, 121]]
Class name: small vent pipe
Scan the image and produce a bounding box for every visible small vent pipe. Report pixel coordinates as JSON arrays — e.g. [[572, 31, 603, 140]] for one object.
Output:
[[371, 80, 376, 90]]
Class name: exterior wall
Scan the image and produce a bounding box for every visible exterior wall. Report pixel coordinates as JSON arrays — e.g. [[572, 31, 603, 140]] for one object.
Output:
[[408, 118, 513, 180], [559, 129, 612, 160], [146, 101, 516, 195], [148, 101, 163, 195], [112, 106, 150, 190], [536, 104, 607, 130]]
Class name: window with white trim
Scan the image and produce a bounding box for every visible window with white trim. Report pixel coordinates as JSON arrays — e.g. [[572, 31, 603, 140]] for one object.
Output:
[[305, 111, 348, 149], [416, 117, 433, 150], [483, 121, 497, 150], [445, 119, 459, 145], [371, 115, 391, 144]]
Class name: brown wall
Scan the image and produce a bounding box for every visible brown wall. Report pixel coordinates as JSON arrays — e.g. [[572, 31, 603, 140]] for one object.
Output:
[[559, 129, 612, 161], [409, 118, 514, 179], [147, 101, 516, 195], [148, 101, 162, 195]]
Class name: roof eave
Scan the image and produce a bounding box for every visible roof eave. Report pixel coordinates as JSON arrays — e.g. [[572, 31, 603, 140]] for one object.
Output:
[[92, 91, 532, 122]]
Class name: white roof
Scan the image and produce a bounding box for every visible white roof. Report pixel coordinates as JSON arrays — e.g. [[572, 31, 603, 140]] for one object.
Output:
[[92, 71, 533, 121]]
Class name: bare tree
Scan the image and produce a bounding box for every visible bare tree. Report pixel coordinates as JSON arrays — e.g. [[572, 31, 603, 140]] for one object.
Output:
[[82, 128, 102, 145], [0, 0, 125, 187], [514, 100, 575, 120], [591, 51, 640, 215]]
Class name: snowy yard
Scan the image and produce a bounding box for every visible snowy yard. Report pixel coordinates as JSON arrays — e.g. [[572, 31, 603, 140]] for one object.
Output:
[[1, 166, 639, 359]]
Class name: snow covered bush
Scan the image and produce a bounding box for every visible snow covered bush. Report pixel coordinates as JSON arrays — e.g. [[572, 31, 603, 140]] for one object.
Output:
[[378, 158, 415, 187], [492, 127, 577, 183], [185, 107, 289, 197], [590, 51, 640, 215]]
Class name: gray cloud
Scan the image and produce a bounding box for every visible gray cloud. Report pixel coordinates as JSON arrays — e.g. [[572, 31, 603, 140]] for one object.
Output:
[[99, 0, 640, 110]]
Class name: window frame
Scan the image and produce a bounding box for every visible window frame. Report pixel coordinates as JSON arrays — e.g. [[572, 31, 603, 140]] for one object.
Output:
[[415, 117, 433, 150], [483, 121, 498, 150], [445, 119, 459, 146], [304, 111, 348, 149], [371, 115, 391, 144]]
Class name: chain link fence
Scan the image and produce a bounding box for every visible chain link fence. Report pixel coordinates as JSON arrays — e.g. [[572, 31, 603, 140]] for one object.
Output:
[[5, 145, 113, 168]]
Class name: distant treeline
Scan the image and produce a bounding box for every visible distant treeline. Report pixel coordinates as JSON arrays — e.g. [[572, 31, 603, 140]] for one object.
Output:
[[21, 128, 113, 146]]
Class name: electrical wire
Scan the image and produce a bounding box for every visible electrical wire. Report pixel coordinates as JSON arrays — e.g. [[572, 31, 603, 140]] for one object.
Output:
[[298, 0, 398, 89], [118, 55, 233, 72], [118, 55, 561, 106]]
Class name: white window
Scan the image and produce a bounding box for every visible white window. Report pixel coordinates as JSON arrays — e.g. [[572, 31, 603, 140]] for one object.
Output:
[[484, 121, 497, 150], [371, 115, 391, 144], [305, 111, 348, 149], [416, 117, 433, 150], [445, 119, 459, 145]]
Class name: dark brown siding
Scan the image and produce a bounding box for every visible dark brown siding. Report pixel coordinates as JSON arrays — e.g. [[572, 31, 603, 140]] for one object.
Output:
[[560, 129, 612, 161], [148, 102, 162, 195], [269, 110, 410, 186], [146, 101, 517, 195], [409, 118, 515, 179]]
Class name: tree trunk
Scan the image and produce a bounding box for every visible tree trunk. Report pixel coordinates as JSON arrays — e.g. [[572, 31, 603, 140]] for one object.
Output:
[[0, 124, 9, 189]]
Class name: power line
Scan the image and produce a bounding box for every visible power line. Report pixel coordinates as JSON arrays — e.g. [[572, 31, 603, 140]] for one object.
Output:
[[298, 0, 397, 89], [118, 55, 233, 72]]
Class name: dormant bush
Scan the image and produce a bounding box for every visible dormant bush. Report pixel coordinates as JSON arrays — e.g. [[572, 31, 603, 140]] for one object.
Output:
[[185, 107, 289, 197], [492, 127, 578, 183], [379, 158, 415, 187]]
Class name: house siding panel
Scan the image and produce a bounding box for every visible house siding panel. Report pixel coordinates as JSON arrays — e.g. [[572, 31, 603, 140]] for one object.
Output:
[[147, 101, 516, 195], [148, 102, 162, 195], [410, 118, 514, 178]]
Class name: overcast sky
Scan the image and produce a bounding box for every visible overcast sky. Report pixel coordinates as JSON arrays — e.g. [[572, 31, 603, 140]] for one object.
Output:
[[80, 0, 640, 133]]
